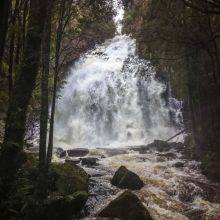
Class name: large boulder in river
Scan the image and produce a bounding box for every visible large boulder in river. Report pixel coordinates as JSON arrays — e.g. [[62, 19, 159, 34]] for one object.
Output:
[[98, 190, 152, 220], [111, 166, 144, 190], [67, 148, 89, 157]]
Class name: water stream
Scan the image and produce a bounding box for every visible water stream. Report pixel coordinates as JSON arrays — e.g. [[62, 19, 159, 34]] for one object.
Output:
[[53, 1, 220, 219]]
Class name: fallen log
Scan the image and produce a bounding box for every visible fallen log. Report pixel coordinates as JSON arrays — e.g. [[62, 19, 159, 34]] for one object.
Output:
[[166, 129, 186, 142]]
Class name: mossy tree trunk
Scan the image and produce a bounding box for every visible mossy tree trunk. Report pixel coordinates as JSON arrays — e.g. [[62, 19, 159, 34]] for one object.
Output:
[[0, 0, 48, 200]]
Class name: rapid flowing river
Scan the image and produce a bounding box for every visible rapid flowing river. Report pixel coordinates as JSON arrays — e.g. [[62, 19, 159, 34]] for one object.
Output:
[[54, 1, 220, 219]]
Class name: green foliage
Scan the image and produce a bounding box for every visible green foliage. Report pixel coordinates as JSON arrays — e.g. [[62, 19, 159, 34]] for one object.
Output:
[[0, 155, 89, 220]]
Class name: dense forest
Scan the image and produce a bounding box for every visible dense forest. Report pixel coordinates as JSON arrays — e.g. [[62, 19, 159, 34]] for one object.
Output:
[[0, 0, 220, 219], [123, 0, 220, 180]]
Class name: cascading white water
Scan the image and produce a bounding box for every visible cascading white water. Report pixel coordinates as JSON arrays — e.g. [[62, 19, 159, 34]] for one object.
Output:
[[54, 0, 183, 149]]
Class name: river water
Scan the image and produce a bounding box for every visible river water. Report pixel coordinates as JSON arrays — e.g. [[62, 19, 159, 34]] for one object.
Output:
[[53, 1, 220, 219]]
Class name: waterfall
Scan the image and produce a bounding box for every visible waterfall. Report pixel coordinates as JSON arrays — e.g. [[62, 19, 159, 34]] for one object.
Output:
[[54, 0, 183, 149]]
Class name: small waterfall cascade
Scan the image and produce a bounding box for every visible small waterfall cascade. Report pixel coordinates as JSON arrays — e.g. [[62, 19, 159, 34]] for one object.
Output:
[[54, 0, 183, 149]]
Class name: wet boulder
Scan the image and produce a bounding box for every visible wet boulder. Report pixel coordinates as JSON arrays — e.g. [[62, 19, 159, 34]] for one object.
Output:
[[46, 191, 88, 220], [173, 162, 184, 168], [65, 158, 81, 166], [55, 147, 67, 158], [50, 162, 89, 194], [111, 166, 144, 190], [103, 148, 128, 157], [98, 190, 152, 220], [67, 148, 89, 157], [81, 157, 99, 167], [156, 156, 166, 162], [158, 152, 177, 160]]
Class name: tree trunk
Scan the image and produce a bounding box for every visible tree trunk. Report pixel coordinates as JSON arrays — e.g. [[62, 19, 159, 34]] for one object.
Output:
[[0, 0, 48, 200], [47, 0, 65, 165], [47, 67, 59, 165], [208, 15, 220, 84], [22, 0, 29, 54], [39, 0, 53, 171], [8, 0, 20, 99], [8, 34, 15, 100], [38, 0, 53, 198], [0, 0, 11, 77], [185, 50, 199, 143]]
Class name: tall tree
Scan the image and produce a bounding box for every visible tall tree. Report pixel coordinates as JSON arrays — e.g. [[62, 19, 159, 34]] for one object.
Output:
[[47, 0, 66, 165], [0, 0, 12, 76], [39, 0, 53, 171], [8, 0, 20, 99], [0, 0, 48, 199], [37, 0, 54, 198]]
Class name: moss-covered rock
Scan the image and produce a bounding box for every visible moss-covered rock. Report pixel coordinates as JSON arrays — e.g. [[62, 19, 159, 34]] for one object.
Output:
[[50, 162, 89, 195], [98, 190, 152, 220], [111, 166, 144, 190], [0, 160, 90, 220], [45, 191, 88, 220]]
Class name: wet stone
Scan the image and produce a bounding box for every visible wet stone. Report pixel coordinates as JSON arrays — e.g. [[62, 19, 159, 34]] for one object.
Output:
[[55, 147, 67, 158], [158, 152, 177, 159], [111, 166, 144, 190], [67, 148, 89, 157], [65, 158, 81, 166], [81, 157, 99, 167], [156, 156, 166, 162], [173, 162, 184, 168], [98, 190, 153, 220], [102, 148, 128, 157]]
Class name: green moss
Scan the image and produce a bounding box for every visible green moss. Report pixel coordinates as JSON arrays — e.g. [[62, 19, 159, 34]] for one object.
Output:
[[50, 162, 89, 195], [45, 191, 88, 220], [0, 158, 89, 220]]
